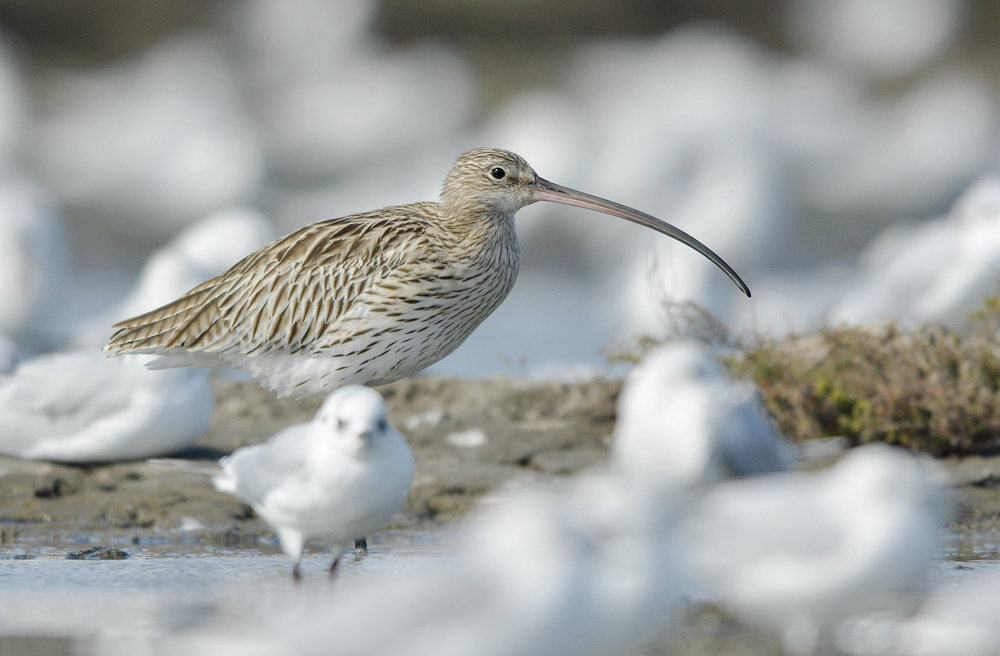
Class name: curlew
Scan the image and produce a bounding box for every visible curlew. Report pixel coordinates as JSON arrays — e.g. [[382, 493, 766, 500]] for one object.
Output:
[[106, 148, 749, 398]]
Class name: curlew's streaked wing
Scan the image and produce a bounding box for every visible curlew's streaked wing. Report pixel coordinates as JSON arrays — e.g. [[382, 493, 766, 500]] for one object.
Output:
[[104, 204, 440, 360]]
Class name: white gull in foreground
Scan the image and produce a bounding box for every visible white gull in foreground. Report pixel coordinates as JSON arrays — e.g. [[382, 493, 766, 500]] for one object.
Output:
[[0, 352, 213, 463], [168, 472, 679, 656], [612, 341, 796, 492], [159, 385, 414, 580], [837, 568, 1000, 656], [677, 443, 950, 655]]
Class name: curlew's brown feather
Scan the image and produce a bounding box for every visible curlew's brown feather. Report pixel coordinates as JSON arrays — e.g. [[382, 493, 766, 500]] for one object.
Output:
[[106, 203, 447, 360]]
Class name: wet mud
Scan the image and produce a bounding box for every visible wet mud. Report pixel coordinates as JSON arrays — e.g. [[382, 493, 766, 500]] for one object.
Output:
[[0, 376, 621, 553]]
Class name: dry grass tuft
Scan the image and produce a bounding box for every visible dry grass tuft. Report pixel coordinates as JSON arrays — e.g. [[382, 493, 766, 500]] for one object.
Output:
[[617, 297, 1000, 456]]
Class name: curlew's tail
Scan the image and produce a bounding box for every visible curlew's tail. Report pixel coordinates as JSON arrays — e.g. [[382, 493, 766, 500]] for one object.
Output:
[[104, 278, 231, 358]]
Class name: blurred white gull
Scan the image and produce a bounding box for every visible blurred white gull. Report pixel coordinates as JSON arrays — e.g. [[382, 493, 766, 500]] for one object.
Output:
[[0, 332, 18, 373], [35, 34, 264, 241], [76, 206, 277, 346], [678, 443, 949, 656], [237, 0, 473, 183], [567, 27, 788, 329], [181, 473, 679, 656], [0, 352, 214, 463], [801, 70, 998, 221], [836, 569, 1000, 656], [787, 0, 963, 82], [830, 175, 1000, 328], [612, 342, 796, 492], [0, 177, 70, 341], [625, 134, 788, 329], [0, 32, 29, 167], [238, 0, 375, 87], [441, 475, 679, 656], [160, 386, 413, 580]]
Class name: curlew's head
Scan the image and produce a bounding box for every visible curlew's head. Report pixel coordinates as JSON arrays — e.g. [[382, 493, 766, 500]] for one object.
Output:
[[441, 148, 538, 216], [442, 148, 751, 297]]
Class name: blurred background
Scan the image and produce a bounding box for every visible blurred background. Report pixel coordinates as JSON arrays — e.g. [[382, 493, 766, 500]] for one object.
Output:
[[2, 0, 1000, 378]]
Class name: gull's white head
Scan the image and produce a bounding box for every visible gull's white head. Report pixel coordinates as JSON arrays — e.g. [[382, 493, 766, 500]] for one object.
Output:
[[629, 342, 729, 393], [313, 385, 392, 455]]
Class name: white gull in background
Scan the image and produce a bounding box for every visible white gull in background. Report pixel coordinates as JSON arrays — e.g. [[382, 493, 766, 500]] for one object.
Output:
[[35, 33, 264, 242], [0, 332, 18, 373], [0, 352, 213, 463], [565, 27, 789, 332], [237, 0, 473, 183], [803, 70, 997, 222], [787, 0, 963, 82], [436, 476, 678, 656], [0, 207, 279, 463], [612, 342, 795, 492], [830, 175, 1000, 328], [77, 206, 277, 346], [677, 443, 949, 656], [159, 385, 414, 580], [0, 32, 29, 167], [0, 177, 70, 342]]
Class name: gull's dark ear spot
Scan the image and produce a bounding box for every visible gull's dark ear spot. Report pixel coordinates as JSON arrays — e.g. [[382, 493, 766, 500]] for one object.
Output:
[[337, 418, 347, 431]]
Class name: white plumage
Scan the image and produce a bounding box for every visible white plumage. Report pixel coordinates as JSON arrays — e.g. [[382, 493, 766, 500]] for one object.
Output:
[[677, 443, 950, 655], [115, 206, 278, 321], [210, 385, 414, 578], [0, 352, 213, 463], [612, 341, 796, 491], [218, 473, 680, 656], [830, 176, 1000, 328]]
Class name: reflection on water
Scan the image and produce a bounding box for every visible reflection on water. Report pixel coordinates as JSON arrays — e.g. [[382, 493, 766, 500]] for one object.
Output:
[[1, 524, 1000, 655], [942, 531, 1000, 562], [0, 528, 462, 652]]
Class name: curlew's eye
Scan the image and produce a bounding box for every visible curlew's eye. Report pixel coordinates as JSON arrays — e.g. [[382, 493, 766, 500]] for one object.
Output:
[[490, 167, 506, 180]]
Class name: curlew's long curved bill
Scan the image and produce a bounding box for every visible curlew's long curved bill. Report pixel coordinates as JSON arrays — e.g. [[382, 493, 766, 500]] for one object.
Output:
[[529, 177, 751, 297]]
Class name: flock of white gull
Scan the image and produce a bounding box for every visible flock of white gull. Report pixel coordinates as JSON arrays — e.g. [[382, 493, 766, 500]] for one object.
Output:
[[126, 341, 971, 656]]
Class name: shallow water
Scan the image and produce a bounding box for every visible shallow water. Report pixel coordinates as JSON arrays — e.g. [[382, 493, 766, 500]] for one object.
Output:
[[2, 526, 1000, 655], [0, 528, 462, 653]]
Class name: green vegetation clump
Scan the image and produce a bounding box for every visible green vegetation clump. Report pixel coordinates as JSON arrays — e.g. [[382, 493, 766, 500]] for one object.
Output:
[[616, 298, 1000, 456], [736, 298, 1000, 455]]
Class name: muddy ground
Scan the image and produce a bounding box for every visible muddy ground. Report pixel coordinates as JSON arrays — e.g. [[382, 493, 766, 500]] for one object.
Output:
[[0, 376, 621, 551], [2, 375, 1000, 655]]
